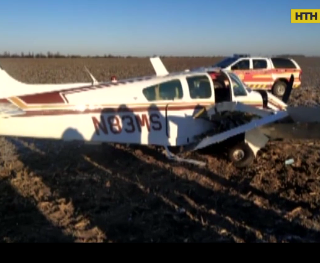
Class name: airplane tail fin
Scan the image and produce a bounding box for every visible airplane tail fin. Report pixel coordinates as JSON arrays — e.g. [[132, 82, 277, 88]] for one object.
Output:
[[0, 66, 28, 99], [0, 66, 28, 117], [150, 56, 168, 76]]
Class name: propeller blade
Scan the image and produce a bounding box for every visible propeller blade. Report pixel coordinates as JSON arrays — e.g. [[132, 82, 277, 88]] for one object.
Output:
[[282, 74, 294, 104]]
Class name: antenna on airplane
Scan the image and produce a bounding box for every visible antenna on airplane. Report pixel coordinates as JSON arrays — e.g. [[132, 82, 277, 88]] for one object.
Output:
[[84, 66, 98, 85]]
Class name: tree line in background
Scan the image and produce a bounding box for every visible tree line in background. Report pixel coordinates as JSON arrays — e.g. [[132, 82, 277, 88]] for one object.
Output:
[[0, 52, 136, 58], [0, 51, 310, 58], [0, 51, 223, 58]]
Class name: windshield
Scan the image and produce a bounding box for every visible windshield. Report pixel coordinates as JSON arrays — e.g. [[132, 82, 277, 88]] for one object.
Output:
[[213, 57, 238, 68], [229, 72, 247, 96]]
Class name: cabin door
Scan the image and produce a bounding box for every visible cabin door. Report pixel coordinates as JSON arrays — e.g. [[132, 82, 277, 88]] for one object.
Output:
[[153, 79, 187, 147], [165, 74, 215, 147], [165, 103, 190, 147]]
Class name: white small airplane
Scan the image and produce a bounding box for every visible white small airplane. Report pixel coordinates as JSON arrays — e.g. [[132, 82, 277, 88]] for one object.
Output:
[[0, 57, 319, 168]]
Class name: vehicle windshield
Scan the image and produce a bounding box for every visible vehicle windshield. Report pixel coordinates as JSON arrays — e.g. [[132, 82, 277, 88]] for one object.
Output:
[[213, 57, 238, 68], [229, 72, 247, 96]]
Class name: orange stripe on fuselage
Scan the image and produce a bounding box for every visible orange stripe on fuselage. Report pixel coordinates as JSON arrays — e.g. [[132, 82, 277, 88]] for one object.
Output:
[[9, 99, 287, 118]]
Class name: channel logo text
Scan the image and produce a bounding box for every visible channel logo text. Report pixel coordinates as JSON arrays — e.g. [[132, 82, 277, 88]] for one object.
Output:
[[291, 9, 320, 23]]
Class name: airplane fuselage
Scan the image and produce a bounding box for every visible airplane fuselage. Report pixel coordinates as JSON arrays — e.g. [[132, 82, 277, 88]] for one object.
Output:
[[0, 68, 287, 147]]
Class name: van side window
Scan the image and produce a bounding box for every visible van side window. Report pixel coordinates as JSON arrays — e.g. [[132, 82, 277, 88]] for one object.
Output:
[[271, 58, 296, 68], [231, 59, 250, 70], [253, 59, 267, 69], [142, 79, 183, 101], [186, 75, 212, 99]]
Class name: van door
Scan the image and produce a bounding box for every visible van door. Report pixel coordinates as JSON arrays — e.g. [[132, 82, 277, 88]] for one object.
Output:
[[251, 58, 273, 88], [231, 59, 250, 77], [231, 58, 253, 87]]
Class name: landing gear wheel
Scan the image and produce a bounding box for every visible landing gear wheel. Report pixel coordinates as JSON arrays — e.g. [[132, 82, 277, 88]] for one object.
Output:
[[228, 142, 254, 168], [272, 80, 287, 97]]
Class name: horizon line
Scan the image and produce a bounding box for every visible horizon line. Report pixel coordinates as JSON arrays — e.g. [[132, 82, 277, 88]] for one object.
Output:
[[0, 52, 317, 59]]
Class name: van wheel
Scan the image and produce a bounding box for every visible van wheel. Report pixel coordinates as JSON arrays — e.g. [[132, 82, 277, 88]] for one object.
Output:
[[272, 80, 287, 97], [228, 142, 254, 168]]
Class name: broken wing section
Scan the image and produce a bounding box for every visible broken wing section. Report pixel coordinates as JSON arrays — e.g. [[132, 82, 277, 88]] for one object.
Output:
[[193, 101, 275, 120], [190, 102, 320, 154], [185, 101, 288, 151], [257, 106, 320, 140], [192, 109, 288, 151]]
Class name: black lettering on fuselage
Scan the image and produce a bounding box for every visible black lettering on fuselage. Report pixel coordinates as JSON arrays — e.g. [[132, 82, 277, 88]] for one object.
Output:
[[92, 113, 163, 136]]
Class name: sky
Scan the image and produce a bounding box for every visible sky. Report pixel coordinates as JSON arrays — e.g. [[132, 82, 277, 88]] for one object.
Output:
[[0, 0, 319, 56]]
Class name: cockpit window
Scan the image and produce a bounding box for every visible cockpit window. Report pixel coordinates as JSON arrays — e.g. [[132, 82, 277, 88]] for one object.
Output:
[[142, 79, 183, 101], [186, 75, 212, 99], [229, 73, 247, 96]]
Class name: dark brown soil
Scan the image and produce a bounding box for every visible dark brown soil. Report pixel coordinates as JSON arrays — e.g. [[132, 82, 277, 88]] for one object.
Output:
[[1, 57, 320, 243]]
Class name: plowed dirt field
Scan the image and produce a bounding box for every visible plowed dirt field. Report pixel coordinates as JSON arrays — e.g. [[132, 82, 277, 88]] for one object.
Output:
[[1, 57, 320, 242]]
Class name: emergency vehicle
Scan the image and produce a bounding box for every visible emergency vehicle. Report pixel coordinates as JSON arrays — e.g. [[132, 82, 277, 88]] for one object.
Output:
[[212, 54, 302, 97]]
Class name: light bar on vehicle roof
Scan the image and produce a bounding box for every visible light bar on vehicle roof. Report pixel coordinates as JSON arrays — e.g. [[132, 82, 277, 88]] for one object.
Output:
[[233, 54, 250, 57]]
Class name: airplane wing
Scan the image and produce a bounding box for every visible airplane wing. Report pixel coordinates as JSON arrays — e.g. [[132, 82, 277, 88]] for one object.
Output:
[[257, 105, 320, 140], [187, 101, 320, 151], [190, 102, 288, 151]]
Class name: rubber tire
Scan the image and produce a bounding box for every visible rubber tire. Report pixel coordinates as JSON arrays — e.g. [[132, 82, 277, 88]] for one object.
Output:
[[228, 141, 254, 168], [272, 80, 287, 97]]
